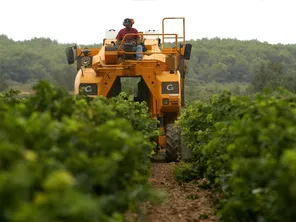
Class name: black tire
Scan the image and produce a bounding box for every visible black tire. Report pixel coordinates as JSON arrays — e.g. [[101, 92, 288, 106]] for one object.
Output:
[[165, 123, 180, 162], [180, 129, 192, 161]]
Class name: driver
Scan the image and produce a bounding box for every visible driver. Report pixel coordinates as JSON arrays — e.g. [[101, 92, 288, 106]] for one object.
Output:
[[116, 18, 143, 60]]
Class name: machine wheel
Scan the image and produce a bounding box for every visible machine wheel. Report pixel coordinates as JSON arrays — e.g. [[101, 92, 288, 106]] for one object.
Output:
[[165, 123, 181, 162], [180, 129, 192, 161]]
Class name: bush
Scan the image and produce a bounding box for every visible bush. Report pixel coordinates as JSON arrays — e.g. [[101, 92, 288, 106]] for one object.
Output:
[[0, 80, 161, 222], [177, 88, 296, 222]]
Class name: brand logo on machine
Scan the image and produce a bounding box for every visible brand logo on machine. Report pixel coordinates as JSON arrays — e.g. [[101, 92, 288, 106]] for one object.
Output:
[[79, 83, 98, 95], [166, 84, 174, 91], [85, 86, 92, 93], [162, 82, 179, 94]]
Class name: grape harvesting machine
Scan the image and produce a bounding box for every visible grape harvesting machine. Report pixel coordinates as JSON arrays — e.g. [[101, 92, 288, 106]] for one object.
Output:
[[65, 17, 192, 162]]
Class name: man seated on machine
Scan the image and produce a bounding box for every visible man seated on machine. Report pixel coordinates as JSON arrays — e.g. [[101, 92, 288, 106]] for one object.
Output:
[[116, 18, 143, 60]]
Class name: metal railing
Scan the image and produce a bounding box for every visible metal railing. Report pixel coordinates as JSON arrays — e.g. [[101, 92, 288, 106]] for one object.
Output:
[[116, 33, 179, 56]]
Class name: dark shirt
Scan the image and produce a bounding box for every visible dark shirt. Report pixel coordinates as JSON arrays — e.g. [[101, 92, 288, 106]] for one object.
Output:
[[116, 28, 139, 43]]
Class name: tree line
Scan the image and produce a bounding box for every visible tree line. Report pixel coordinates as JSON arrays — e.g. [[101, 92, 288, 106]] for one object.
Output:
[[1, 34, 296, 94]]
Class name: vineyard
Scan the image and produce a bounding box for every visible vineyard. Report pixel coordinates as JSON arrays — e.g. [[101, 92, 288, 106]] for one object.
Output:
[[1, 81, 296, 222], [176, 88, 296, 222], [0, 81, 163, 222]]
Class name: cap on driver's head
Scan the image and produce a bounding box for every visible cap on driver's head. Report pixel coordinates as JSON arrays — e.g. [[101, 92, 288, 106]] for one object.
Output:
[[123, 18, 132, 26]]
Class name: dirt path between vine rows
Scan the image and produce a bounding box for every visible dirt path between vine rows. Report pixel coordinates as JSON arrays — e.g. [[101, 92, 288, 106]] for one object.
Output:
[[125, 163, 219, 222]]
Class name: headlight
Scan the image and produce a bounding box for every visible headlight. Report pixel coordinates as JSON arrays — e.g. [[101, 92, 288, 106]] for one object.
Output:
[[163, 98, 169, 105], [79, 83, 98, 95], [79, 56, 92, 67]]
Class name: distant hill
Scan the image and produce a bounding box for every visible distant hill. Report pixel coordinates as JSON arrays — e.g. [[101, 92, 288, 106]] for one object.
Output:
[[185, 37, 296, 83], [1, 34, 296, 91]]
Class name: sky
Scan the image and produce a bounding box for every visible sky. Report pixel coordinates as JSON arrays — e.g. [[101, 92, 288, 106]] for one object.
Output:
[[1, 0, 296, 45]]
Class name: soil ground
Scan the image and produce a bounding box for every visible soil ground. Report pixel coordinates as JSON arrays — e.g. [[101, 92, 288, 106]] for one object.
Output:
[[125, 162, 219, 222]]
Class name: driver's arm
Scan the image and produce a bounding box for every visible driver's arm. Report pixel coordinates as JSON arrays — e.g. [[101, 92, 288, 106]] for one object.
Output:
[[115, 30, 123, 45], [115, 39, 122, 45], [136, 38, 141, 45]]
